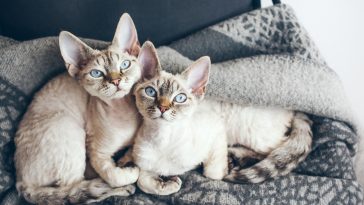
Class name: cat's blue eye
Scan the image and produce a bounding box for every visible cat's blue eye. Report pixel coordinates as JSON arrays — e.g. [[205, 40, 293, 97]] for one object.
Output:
[[145, 86, 157, 97], [90, 69, 103, 78], [120, 60, 131, 70], [174, 93, 187, 103]]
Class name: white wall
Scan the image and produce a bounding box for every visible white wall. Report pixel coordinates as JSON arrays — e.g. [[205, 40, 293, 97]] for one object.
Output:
[[262, 0, 364, 185]]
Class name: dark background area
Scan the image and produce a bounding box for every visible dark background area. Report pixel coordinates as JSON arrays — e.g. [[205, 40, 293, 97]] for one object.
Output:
[[0, 0, 262, 46]]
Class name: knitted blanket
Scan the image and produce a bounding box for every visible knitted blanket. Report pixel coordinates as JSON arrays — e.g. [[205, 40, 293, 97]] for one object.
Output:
[[0, 4, 362, 205]]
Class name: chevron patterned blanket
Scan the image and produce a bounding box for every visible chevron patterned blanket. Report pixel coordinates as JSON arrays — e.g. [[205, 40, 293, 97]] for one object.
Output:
[[0, 4, 362, 205]]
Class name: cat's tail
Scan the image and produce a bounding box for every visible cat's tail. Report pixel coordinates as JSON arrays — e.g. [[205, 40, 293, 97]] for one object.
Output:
[[17, 178, 135, 205], [224, 112, 312, 184]]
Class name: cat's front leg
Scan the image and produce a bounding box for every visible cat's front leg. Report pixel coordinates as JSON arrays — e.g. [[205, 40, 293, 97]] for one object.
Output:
[[137, 170, 182, 195], [87, 118, 140, 187], [203, 139, 228, 180], [89, 149, 139, 188]]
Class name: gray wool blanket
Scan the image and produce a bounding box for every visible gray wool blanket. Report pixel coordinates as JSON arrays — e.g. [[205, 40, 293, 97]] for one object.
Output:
[[0, 4, 363, 205]]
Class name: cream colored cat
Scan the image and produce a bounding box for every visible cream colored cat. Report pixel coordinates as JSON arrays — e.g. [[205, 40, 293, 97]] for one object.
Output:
[[132, 43, 312, 195], [133, 43, 227, 195], [59, 15, 146, 188], [15, 14, 140, 204]]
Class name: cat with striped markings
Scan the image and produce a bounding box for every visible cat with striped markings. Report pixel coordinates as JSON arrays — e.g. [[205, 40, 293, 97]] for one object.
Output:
[[15, 13, 141, 205], [131, 42, 312, 195], [59, 14, 143, 189]]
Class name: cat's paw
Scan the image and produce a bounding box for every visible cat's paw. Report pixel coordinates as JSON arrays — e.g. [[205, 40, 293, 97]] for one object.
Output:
[[117, 166, 140, 186], [155, 176, 182, 195], [137, 175, 182, 196], [105, 166, 140, 188]]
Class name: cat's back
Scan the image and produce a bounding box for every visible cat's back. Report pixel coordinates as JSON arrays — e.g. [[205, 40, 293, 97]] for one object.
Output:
[[17, 73, 88, 139], [212, 100, 294, 153], [29, 73, 88, 118], [15, 73, 88, 187], [192, 100, 225, 135]]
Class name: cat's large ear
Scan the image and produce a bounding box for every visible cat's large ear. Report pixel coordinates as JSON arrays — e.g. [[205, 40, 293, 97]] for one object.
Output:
[[59, 31, 94, 77], [110, 13, 140, 56], [182, 56, 211, 96], [138, 41, 161, 80]]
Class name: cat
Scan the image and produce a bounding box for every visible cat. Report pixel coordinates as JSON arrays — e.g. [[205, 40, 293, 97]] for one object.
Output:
[[15, 13, 139, 204], [131, 42, 312, 195], [60, 14, 148, 188], [133, 42, 228, 195]]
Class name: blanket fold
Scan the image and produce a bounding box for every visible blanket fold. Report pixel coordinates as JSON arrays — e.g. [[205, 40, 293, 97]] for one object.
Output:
[[0, 3, 362, 205]]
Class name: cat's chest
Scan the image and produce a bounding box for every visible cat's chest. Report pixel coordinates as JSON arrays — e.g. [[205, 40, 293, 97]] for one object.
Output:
[[134, 129, 203, 176]]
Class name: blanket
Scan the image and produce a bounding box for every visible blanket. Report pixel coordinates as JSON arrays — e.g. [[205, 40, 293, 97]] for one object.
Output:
[[0, 4, 362, 205]]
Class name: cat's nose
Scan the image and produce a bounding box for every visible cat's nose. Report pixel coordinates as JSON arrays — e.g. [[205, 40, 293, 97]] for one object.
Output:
[[158, 106, 170, 113], [111, 79, 120, 86], [158, 97, 171, 113]]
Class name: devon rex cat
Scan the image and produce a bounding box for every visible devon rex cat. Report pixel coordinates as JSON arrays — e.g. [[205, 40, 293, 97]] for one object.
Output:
[[15, 13, 142, 204], [132, 42, 312, 195]]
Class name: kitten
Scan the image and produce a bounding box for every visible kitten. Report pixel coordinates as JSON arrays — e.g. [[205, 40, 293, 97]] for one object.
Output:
[[132, 42, 312, 195], [59, 15, 144, 188], [132, 42, 228, 195], [15, 14, 138, 204]]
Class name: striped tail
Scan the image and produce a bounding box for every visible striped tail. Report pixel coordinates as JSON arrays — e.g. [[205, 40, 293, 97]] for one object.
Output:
[[17, 178, 135, 205], [224, 112, 312, 184]]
